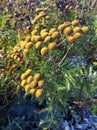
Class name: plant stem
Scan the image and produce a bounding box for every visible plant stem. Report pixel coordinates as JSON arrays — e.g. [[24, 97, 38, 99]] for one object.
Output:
[[73, 98, 97, 106], [57, 38, 66, 47], [59, 44, 74, 65]]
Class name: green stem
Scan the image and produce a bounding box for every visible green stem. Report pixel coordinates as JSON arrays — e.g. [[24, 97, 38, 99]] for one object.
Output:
[[59, 44, 74, 65]]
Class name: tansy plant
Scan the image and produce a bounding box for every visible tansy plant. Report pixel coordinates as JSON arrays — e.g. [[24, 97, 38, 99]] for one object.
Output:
[[10, 6, 93, 104], [0, 1, 97, 129]]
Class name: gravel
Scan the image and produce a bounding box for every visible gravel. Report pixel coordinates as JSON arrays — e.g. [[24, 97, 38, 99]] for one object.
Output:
[[1, 95, 97, 130]]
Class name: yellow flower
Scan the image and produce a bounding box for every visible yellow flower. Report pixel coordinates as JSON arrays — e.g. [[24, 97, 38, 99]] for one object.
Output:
[[27, 76, 33, 83], [34, 15, 41, 21], [81, 26, 89, 34], [69, 6, 73, 10], [23, 49, 29, 57], [63, 22, 71, 27], [31, 35, 36, 42], [35, 89, 44, 98], [39, 11, 45, 15], [13, 55, 18, 60], [40, 29, 47, 34], [30, 80, 38, 88], [38, 80, 45, 88], [73, 26, 81, 33], [75, 5, 80, 9], [36, 8, 41, 12], [35, 41, 42, 49], [36, 8, 47, 12], [73, 33, 81, 39], [25, 42, 33, 49], [71, 20, 79, 26], [44, 36, 51, 42], [35, 14, 45, 21], [64, 27, 73, 35], [67, 36, 75, 43], [45, 15, 50, 20], [34, 35, 42, 42], [25, 36, 31, 42], [41, 32, 48, 39], [21, 73, 27, 80], [25, 84, 31, 92], [34, 24, 40, 30], [20, 41, 26, 49], [21, 80, 26, 87], [25, 69, 32, 76], [34, 73, 41, 81], [31, 19, 36, 24], [51, 31, 59, 39], [49, 28, 56, 35], [41, 47, 49, 56], [17, 57, 21, 62], [48, 42, 57, 50], [31, 30, 38, 35], [11, 54, 14, 58], [58, 24, 65, 30], [29, 88, 36, 94]]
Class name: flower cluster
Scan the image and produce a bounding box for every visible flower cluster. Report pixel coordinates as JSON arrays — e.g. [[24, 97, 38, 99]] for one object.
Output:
[[10, 8, 89, 99], [5, 59, 17, 76], [56, 0, 82, 11], [31, 7, 49, 25], [63, 20, 89, 43], [21, 69, 44, 98], [11, 45, 25, 64]]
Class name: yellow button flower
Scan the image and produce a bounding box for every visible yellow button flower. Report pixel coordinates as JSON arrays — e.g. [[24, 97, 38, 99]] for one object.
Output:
[[41, 47, 49, 56], [35, 89, 44, 98]]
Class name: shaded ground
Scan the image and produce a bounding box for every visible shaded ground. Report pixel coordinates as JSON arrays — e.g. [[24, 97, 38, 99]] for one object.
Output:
[[1, 93, 97, 130]]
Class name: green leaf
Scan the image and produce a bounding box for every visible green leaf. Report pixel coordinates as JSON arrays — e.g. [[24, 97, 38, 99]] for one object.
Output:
[[65, 78, 70, 91], [93, 62, 97, 66], [1, 15, 6, 30]]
